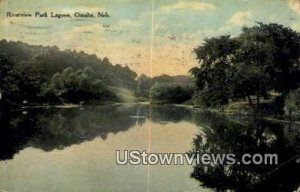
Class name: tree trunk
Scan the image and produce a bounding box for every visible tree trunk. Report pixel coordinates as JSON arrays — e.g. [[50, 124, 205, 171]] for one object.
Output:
[[256, 92, 260, 106], [247, 95, 253, 106], [288, 109, 293, 121]]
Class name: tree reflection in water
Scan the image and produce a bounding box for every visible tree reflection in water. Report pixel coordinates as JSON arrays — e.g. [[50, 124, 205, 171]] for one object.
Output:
[[0, 105, 148, 160], [191, 111, 300, 192], [0, 104, 193, 161], [1, 105, 299, 191]]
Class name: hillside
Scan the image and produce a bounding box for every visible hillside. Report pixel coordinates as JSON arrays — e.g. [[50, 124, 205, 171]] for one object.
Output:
[[0, 40, 196, 105], [0, 39, 137, 105], [0, 39, 137, 89]]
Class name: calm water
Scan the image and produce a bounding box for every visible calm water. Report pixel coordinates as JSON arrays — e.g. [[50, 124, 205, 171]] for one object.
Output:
[[0, 104, 299, 192], [0, 104, 209, 192]]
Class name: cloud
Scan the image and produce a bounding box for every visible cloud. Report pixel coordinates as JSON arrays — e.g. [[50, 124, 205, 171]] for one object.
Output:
[[288, 0, 300, 16], [9, 21, 52, 30], [48, 6, 107, 13], [226, 11, 252, 26], [74, 24, 104, 34], [50, 24, 104, 42], [291, 23, 300, 31], [160, 1, 216, 12], [118, 20, 140, 27]]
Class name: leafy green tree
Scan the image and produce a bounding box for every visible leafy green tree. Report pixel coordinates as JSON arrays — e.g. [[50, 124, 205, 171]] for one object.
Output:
[[191, 23, 300, 108], [190, 35, 237, 107], [42, 67, 117, 103], [17, 58, 49, 103], [135, 74, 152, 98], [135, 74, 194, 100], [231, 23, 300, 104], [239, 23, 300, 94], [0, 55, 21, 104], [0, 40, 139, 105], [150, 83, 193, 104]]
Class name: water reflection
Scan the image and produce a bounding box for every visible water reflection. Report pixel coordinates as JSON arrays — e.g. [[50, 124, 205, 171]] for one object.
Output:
[[150, 105, 193, 124], [1, 105, 299, 191], [191, 111, 300, 192], [0, 104, 193, 161], [0, 105, 146, 160], [0, 104, 200, 192]]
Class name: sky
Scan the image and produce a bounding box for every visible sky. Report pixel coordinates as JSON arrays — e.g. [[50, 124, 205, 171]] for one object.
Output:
[[0, 0, 300, 76]]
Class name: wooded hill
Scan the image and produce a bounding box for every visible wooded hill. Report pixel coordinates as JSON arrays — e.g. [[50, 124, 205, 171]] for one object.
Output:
[[0, 39, 137, 105], [0, 40, 194, 105]]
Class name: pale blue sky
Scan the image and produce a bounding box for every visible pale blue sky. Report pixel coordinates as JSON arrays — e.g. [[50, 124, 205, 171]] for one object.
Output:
[[0, 0, 299, 75]]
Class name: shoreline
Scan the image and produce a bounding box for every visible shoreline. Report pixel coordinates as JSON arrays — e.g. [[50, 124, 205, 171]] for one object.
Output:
[[3, 102, 300, 124]]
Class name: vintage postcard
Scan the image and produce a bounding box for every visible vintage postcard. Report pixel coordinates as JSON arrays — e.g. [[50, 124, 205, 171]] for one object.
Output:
[[0, 0, 300, 191]]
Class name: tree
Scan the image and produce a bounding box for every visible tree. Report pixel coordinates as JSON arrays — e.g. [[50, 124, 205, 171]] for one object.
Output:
[[135, 74, 152, 98], [150, 83, 193, 104], [239, 23, 300, 94], [191, 23, 300, 108], [17, 58, 49, 103], [190, 35, 237, 107], [0, 40, 139, 105], [233, 23, 300, 103], [42, 67, 117, 103], [0, 54, 21, 104]]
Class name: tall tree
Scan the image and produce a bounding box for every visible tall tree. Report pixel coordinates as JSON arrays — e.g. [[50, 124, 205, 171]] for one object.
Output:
[[0, 55, 21, 104], [191, 23, 300, 107], [190, 35, 238, 107]]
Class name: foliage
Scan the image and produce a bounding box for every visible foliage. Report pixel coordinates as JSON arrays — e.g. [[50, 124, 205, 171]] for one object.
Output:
[[0, 54, 22, 104], [42, 67, 117, 103], [0, 40, 138, 90], [135, 74, 194, 99], [135, 74, 152, 98], [150, 83, 193, 104], [0, 40, 138, 105], [191, 23, 300, 108]]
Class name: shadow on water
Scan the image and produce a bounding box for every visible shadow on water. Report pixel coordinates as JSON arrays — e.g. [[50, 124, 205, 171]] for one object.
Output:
[[149, 105, 193, 124], [0, 104, 193, 161], [2, 104, 298, 191], [191, 111, 300, 192], [0, 105, 147, 160]]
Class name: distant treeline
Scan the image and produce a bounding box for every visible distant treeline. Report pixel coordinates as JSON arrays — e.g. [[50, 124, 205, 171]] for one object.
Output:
[[136, 74, 194, 104], [0, 40, 194, 105]]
